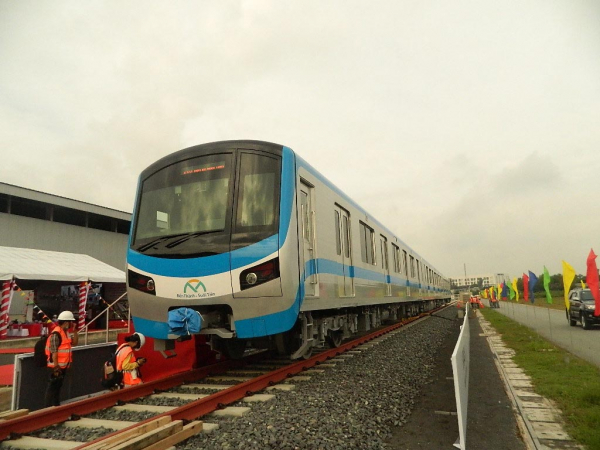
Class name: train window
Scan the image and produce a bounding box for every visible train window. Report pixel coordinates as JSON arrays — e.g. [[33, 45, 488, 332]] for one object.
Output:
[[409, 255, 415, 278], [392, 245, 400, 273], [380, 236, 388, 270], [301, 192, 314, 244], [342, 214, 351, 259], [403, 250, 409, 276], [359, 221, 375, 265], [334, 211, 341, 255], [236, 153, 279, 230], [133, 153, 233, 244]]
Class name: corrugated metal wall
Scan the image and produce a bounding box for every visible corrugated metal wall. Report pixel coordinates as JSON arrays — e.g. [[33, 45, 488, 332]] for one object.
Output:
[[0, 213, 128, 270]]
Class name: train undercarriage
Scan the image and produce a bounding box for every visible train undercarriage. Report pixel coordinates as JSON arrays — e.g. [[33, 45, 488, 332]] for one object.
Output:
[[210, 299, 450, 360]]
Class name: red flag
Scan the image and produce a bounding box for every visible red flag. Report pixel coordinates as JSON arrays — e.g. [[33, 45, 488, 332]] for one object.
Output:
[[586, 249, 600, 316], [78, 282, 89, 331], [523, 273, 529, 302]]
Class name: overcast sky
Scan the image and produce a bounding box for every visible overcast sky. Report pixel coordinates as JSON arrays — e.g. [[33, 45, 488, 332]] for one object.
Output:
[[1, 1, 599, 278]]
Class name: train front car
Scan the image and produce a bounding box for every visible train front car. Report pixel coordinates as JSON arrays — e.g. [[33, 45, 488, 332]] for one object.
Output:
[[127, 141, 300, 357]]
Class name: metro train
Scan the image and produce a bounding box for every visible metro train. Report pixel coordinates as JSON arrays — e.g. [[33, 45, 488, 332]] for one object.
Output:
[[126, 140, 451, 359]]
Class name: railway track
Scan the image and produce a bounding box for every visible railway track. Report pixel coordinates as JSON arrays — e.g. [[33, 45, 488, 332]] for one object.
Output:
[[0, 306, 449, 450]]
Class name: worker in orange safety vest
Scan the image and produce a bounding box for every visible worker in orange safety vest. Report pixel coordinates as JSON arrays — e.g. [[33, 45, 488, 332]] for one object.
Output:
[[44, 310, 78, 407], [116, 332, 147, 388]]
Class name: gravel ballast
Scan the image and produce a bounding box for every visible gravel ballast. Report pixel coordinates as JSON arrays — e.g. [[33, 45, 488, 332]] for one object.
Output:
[[179, 307, 459, 450]]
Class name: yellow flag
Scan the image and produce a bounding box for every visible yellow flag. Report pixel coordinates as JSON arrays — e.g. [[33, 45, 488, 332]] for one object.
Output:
[[581, 280, 586, 289], [512, 278, 519, 302], [562, 260, 576, 310]]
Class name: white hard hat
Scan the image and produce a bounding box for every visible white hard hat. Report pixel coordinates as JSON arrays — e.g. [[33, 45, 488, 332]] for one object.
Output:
[[57, 311, 76, 321], [133, 332, 145, 350]]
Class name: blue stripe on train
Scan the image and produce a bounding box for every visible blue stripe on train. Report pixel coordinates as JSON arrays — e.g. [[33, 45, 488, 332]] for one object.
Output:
[[127, 235, 279, 278], [234, 258, 438, 338], [133, 255, 443, 339]]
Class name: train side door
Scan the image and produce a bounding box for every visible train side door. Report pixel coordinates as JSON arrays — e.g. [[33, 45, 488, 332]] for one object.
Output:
[[380, 235, 391, 296], [334, 205, 354, 297], [300, 180, 318, 297], [416, 260, 422, 296]]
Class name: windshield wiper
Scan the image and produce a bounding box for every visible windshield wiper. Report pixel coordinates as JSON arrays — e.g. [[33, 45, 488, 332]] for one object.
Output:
[[165, 230, 223, 248], [135, 233, 188, 253]]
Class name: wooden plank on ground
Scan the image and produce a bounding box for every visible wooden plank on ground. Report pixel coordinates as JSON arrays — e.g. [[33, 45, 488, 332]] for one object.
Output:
[[110, 420, 183, 450], [79, 416, 172, 450], [0, 409, 28, 420], [143, 421, 203, 450], [0, 436, 79, 449]]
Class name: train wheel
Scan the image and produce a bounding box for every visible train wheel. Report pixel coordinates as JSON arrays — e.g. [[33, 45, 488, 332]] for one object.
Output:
[[326, 330, 343, 348]]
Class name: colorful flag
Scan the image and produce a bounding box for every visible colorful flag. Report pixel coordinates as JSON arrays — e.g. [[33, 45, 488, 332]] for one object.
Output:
[[543, 266, 552, 304], [78, 281, 90, 331], [501, 283, 509, 299], [511, 278, 519, 302], [482, 289, 488, 299], [490, 286, 496, 301], [523, 273, 529, 302], [581, 280, 586, 289], [528, 271, 538, 303], [562, 260, 576, 310], [586, 249, 600, 317]]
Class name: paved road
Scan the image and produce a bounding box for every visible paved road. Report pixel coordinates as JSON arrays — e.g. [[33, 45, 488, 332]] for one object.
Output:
[[493, 302, 600, 368]]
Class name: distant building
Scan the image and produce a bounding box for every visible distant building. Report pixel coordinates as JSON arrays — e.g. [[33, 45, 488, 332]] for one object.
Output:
[[450, 273, 511, 289], [0, 182, 131, 271]]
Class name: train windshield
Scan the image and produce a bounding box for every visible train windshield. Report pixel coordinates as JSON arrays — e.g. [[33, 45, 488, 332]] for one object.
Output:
[[131, 150, 281, 257], [132, 154, 233, 252]]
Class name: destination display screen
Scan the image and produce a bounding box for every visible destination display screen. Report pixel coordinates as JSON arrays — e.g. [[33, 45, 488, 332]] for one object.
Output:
[[182, 162, 225, 176]]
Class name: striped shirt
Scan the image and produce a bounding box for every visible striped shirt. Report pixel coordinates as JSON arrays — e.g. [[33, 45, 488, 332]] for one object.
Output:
[[48, 331, 63, 353]]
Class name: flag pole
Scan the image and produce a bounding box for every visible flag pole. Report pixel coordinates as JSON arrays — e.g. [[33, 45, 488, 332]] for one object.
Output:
[[0, 278, 14, 339], [546, 305, 553, 340]]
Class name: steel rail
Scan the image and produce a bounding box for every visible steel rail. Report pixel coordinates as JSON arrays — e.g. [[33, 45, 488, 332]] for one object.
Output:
[[76, 306, 447, 450], [0, 353, 263, 440]]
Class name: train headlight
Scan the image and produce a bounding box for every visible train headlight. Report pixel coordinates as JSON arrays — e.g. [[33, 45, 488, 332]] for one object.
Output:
[[240, 258, 280, 290], [128, 270, 157, 296], [246, 273, 258, 285]]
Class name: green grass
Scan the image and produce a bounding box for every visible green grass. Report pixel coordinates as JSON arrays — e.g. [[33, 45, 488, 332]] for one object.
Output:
[[480, 308, 600, 449]]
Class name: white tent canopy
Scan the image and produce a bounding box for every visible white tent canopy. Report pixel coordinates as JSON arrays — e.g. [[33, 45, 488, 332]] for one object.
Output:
[[0, 246, 125, 283]]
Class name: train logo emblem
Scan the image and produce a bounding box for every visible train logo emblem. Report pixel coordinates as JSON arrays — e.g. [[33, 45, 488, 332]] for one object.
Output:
[[184, 279, 206, 294], [179, 279, 215, 299]]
